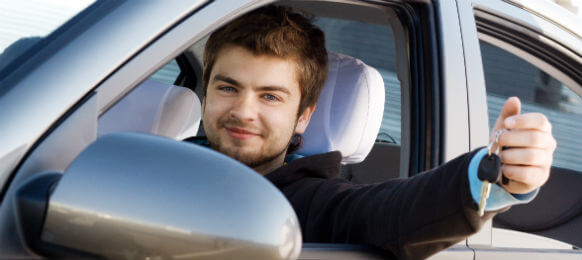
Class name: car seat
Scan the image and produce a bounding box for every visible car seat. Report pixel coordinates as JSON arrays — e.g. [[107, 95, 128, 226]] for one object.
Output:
[[296, 52, 385, 165], [98, 79, 201, 140]]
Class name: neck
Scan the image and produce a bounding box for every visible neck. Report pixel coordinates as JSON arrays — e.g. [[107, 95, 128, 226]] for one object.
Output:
[[252, 152, 287, 175]]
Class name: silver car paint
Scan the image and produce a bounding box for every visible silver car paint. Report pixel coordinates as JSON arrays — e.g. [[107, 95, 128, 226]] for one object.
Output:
[[438, 0, 472, 162], [43, 132, 301, 260], [0, 0, 208, 193], [0, 0, 207, 257]]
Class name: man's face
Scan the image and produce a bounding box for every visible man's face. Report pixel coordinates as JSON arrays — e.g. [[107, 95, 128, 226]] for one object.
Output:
[[202, 45, 313, 171]]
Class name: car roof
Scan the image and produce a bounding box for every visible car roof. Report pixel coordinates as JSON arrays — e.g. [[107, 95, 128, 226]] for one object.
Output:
[[505, 0, 582, 40]]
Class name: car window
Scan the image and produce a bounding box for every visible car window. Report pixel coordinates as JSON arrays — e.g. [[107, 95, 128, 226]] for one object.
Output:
[[314, 17, 401, 144], [149, 59, 181, 85], [97, 58, 188, 138], [480, 40, 582, 173], [0, 0, 95, 77]]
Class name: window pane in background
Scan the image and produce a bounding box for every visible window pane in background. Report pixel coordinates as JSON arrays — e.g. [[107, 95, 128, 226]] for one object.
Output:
[[314, 17, 401, 144], [481, 41, 582, 172], [150, 59, 181, 85]]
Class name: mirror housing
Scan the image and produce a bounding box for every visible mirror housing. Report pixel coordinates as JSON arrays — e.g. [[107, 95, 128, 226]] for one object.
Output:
[[39, 132, 301, 259]]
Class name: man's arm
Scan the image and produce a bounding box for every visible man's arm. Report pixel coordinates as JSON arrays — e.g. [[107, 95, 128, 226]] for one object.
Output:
[[300, 149, 493, 259], [300, 97, 556, 259]]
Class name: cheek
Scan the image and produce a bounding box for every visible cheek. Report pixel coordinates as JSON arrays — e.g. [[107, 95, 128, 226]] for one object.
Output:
[[260, 108, 297, 137], [203, 97, 230, 122]]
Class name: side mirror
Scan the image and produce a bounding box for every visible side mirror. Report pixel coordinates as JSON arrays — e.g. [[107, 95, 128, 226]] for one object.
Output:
[[19, 133, 301, 259]]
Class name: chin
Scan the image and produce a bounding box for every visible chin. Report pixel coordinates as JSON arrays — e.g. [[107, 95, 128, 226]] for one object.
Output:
[[222, 147, 262, 164]]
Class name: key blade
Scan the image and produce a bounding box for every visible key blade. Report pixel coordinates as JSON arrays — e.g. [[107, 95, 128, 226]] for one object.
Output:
[[478, 181, 491, 216]]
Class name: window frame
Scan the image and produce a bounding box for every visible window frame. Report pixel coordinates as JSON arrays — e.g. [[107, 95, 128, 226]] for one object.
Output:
[[475, 10, 582, 96]]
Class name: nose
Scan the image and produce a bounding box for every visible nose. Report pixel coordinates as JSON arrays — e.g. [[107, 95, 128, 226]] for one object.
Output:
[[229, 93, 258, 122]]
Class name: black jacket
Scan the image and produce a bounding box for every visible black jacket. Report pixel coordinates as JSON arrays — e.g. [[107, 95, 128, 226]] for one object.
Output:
[[265, 150, 503, 259]]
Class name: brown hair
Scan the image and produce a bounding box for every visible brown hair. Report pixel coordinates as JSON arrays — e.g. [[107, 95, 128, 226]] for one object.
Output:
[[202, 5, 328, 115]]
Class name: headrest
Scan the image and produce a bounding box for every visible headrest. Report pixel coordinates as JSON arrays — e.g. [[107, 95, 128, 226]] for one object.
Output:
[[98, 79, 201, 140], [296, 52, 385, 164]]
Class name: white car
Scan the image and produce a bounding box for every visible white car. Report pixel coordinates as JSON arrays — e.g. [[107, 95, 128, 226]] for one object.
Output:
[[0, 0, 581, 259]]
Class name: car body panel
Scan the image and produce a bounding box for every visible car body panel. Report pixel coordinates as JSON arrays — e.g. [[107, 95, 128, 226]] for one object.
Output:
[[437, 0, 471, 161], [473, 0, 582, 58]]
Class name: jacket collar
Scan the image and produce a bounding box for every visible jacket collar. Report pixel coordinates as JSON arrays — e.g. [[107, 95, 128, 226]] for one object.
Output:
[[185, 136, 342, 186], [265, 151, 342, 187]]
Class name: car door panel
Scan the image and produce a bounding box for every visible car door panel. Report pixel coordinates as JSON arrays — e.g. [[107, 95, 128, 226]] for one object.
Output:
[[470, 0, 582, 257]]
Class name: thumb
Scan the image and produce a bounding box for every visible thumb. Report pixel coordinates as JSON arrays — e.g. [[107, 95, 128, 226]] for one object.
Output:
[[491, 97, 521, 141]]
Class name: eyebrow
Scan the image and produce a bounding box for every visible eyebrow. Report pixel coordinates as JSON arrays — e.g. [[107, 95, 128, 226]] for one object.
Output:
[[213, 74, 240, 86], [213, 74, 292, 96]]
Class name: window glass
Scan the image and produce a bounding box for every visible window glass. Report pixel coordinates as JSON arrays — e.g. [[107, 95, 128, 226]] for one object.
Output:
[[97, 58, 185, 138], [149, 59, 181, 85], [0, 0, 95, 74], [481, 41, 582, 172], [314, 17, 401, 144]]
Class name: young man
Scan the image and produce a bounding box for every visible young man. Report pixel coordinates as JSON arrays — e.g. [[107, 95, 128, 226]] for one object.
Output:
[[195, 5, 556, 259]]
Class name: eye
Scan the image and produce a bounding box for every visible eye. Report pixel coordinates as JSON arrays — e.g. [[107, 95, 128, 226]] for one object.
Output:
[[218, 86, 236, 93], [263, 93, 280, 102]]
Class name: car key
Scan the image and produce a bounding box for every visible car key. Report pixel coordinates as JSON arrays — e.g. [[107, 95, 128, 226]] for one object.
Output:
[[477, 152, 502, 216], [477, 129, 505, 216]]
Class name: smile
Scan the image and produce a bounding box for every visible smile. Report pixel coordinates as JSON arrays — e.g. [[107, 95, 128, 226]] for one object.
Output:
[[225, 127, 261, 140]]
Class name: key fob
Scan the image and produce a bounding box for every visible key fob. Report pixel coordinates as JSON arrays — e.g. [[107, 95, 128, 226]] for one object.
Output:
[[478, 154, 502, 183]]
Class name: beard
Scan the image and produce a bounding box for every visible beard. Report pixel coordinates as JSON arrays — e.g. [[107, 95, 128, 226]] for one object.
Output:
[[206, 116, 295, 169], [214, 141, 289, 168]]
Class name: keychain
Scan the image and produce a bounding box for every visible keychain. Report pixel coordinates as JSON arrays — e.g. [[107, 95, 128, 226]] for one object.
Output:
[[477, 129, 507, 216]]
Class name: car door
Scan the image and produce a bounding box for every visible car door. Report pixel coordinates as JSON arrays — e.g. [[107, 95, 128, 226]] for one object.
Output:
[[462, 0, 582, 258]]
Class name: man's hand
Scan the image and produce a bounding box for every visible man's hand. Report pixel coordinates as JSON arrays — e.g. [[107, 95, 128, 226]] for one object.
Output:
[[490, 97, 557, 194]]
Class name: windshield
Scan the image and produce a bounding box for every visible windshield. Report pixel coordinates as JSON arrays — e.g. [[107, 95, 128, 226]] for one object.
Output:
[[0, 0, 95, 77]]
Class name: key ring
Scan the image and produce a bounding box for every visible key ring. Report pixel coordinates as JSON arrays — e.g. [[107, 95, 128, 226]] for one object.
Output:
[[488, 129, 508, 156]]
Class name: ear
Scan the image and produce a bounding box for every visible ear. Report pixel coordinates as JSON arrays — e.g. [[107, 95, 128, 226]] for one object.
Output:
[[294, 105, 316, 134]]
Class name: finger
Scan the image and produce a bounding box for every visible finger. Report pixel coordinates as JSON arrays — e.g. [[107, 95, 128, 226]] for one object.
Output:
[[504, 113, 552, 132], [491, 97, 521, 140], [501, 164, 549, 186], [497, 129, 557, 149], [499, 148, 553, 167], [499, 179, 538, 194]]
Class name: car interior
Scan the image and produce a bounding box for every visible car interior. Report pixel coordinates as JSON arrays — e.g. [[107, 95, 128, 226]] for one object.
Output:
[[97, 1, 409, 184]]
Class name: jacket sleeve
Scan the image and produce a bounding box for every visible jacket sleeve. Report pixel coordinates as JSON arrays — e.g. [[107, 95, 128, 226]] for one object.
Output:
[[296, 149, 507, 259]]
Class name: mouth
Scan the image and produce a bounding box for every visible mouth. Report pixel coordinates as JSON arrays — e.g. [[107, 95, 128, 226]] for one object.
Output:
[[224, 127, 261, 140]]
